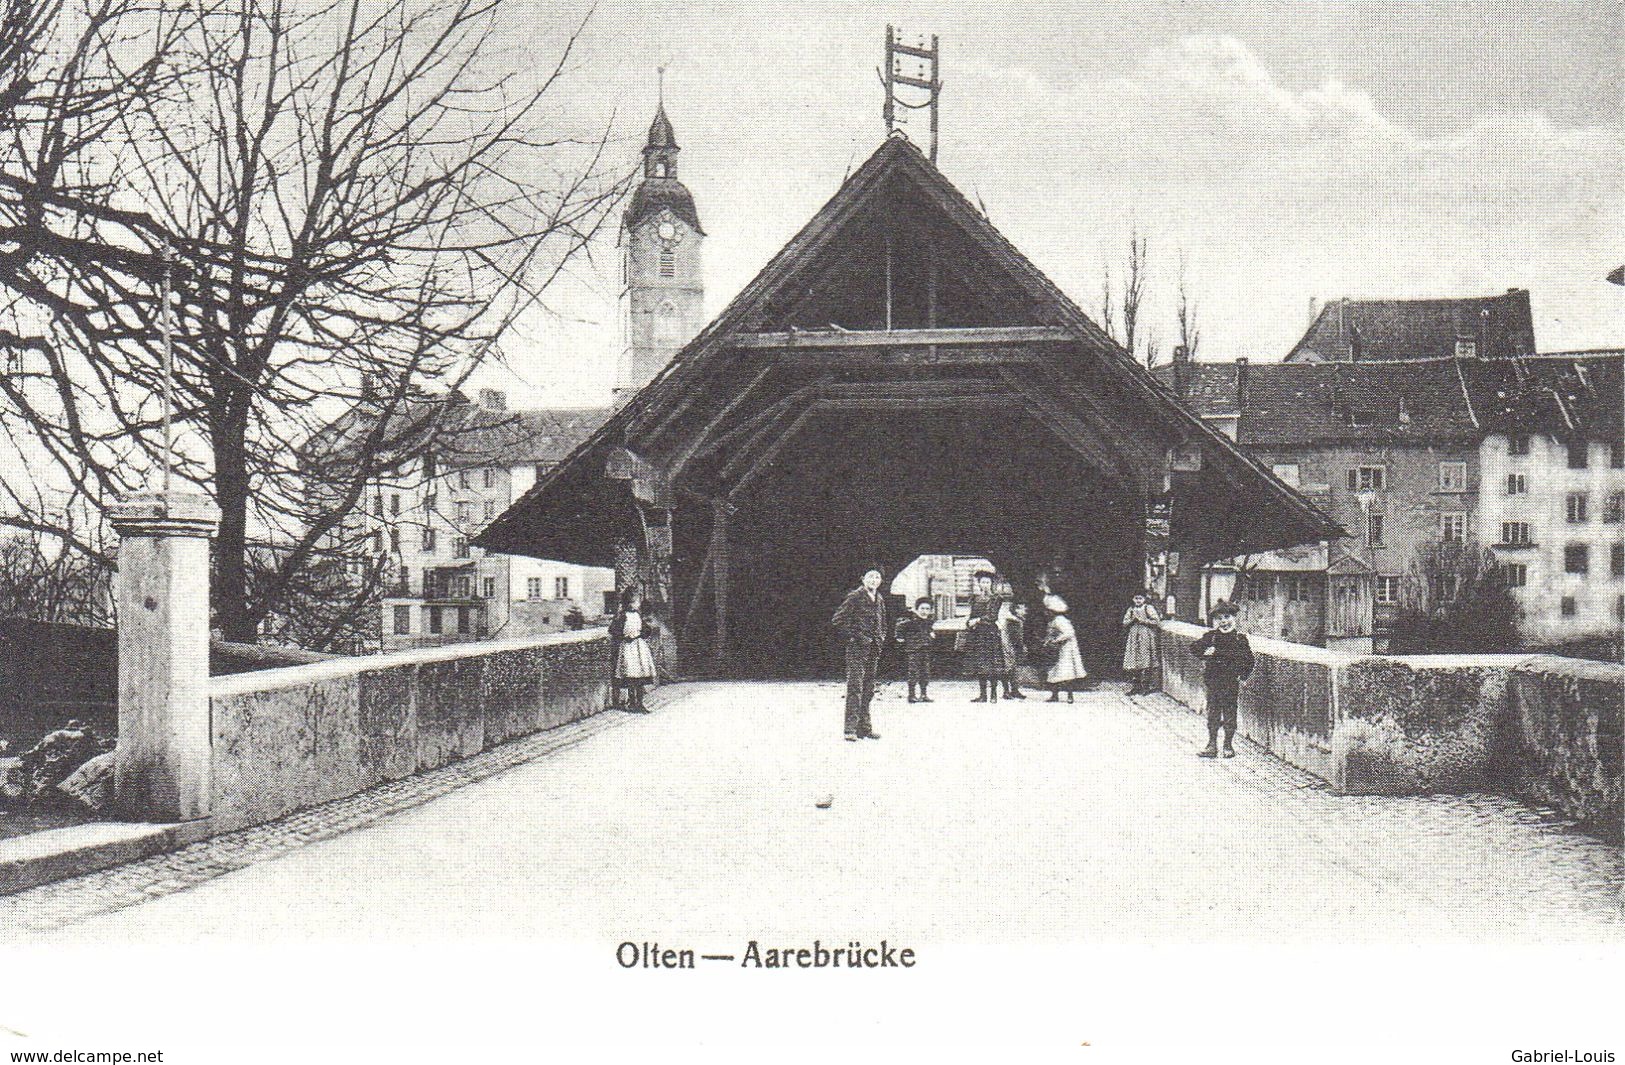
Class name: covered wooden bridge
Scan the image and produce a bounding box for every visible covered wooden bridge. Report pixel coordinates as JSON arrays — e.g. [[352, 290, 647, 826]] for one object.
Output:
[[477, 135, 1337, 677]]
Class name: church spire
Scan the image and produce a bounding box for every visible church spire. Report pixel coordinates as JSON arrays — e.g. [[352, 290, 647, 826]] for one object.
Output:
[[643, 69, 679, 179]]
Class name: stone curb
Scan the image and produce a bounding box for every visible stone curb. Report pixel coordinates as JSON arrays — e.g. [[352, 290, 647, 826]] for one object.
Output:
[[0, 819, 213, 895]]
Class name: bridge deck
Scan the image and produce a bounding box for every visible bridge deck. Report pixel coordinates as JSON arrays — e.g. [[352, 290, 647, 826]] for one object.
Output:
[[6, 682, 1619, 947]]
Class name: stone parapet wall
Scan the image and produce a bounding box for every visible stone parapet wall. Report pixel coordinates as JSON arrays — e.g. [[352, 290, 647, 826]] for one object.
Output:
[[209, 629, 611, 833], [1158, 622, 1622, 843], [1507, 656, 1623, 843]]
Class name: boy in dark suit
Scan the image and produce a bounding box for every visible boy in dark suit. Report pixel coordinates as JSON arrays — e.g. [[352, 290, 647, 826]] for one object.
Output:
[[895, 597, 937, 703], [1192, 599, 1255, 759]]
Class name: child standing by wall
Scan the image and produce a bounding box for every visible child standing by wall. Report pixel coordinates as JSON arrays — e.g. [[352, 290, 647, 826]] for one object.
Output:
[[1192, 599, 1254, 758], [1121, 590, 1162, 695], [895, 597, 937, 703], [610, 586, 657, 712]]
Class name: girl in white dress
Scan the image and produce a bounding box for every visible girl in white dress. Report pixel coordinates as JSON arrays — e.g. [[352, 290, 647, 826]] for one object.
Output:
[[611, 587, 657, 711], [1042, 593, 1087, 703]]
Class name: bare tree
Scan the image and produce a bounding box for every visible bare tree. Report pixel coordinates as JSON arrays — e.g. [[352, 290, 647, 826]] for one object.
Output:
[[1175, 249, 1201, 360], [0, 526, 112, 626], [1120, 227, 1149, 366], [0, 0, 627, 643], [1098, 261, 1117, 343]]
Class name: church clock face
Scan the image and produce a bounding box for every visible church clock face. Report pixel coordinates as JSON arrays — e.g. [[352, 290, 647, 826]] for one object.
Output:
[[653, 211, 683, 247]]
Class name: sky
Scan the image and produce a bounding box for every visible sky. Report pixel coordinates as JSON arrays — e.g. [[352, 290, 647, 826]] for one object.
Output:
[[475, 0, 1623, 407]]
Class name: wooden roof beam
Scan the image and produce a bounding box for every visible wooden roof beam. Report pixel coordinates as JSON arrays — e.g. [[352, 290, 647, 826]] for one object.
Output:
[[729, 325, 1075, 349], [996, 367, 1133, 480]]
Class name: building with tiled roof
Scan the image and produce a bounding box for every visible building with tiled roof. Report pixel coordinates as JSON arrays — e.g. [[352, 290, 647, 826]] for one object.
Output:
[[1285, 289, 1535, 363], [1159, 345, 1624, 654]]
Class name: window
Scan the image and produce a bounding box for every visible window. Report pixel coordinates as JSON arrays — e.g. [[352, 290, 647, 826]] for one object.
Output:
[[1347, 465, 1386, 492], [389, 528, 400, 553], [1440, 512, 1467, 543], [1606, 493, 1623, 524], [1613, 544, 1624, 578], [370, 531, 383, 554], [398, 564, 409, 590], [1501, 563, 1527, 589], [1567, 441, 1589, 469], [527, 577, 543, 600], [459, 470, 471, 488], [1242, 574, 1269, 602], [1271, 463, 1300, 489], [422, 528, 437, 552], [1566, 493, 1588, 524], [535, 462, 554, 480], [428, 607, 444, 634], [454, 575, 471, 598], [1438, 462, 1468, 492], [1366, 511, 1385, 547], [422, 453, 437, 478], [603, 591, 618, 616], [1612, 441, 1624, 469], [1454, 338, 1477, 359], [392, 606, 411, 635], [483, 468, 496, 489], [484, 500, 496, 521], [423, 492, 437, 513], [1505, 473, 1527, 496], [1564, 544, 1589, 575], [457, 607, 472, 635], [1283, 575, 1313, 603], [659, 248, 675, 278], [453, 537, 469, 559], [390, 493, 401, 516], [554, 576, 570, 600], [1560, 596, 1576, 618], [1507, 434, 1530, 456], [1375, 576, 1401, 605], [374, 494, 385, 518], [482, 577, 496, 599], [457, 501, 472, 523], [422, 570, 434, 596], [1501, 521, 1531, 546]]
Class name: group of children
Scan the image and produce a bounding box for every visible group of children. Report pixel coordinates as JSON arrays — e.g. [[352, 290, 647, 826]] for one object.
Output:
[[894, 573, 1164, 705], [891, 577, 1257, 758]]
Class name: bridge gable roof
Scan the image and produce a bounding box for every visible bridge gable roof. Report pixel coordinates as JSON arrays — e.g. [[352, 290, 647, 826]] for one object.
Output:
[[478, 136, 1339, 565]]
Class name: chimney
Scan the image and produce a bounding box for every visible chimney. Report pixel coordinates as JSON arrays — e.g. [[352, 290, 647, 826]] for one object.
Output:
[[477, 388, 507, 411], [1339, 297, 1351, 359], [1172, 344, 1191, 400], [1307, 296, 1319, 329]]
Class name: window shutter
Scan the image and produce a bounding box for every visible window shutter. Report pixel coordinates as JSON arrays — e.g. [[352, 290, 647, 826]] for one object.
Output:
[[1347, 469, 1358, 491]]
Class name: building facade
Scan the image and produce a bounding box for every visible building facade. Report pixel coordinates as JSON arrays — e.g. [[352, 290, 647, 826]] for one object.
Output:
[[1165, 341, 1622, 655]]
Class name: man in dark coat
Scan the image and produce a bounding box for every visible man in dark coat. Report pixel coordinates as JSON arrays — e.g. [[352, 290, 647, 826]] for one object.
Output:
[[1192, 599, 1255, 758], [832, 567, 887, 741]]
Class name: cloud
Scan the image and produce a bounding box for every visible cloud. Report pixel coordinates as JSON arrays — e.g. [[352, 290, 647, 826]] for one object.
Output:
[[954, 34, 1623, 360]]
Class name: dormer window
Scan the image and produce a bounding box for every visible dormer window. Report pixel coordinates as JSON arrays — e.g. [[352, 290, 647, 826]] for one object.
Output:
[[1455, 338, 1477, 359]]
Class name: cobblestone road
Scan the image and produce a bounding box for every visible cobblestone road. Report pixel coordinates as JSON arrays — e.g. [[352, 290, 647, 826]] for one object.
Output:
[[2, 681, 1620, 945]]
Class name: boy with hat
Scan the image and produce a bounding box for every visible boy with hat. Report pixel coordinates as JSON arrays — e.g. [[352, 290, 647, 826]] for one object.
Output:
[[1191, 599, 1254, 758]]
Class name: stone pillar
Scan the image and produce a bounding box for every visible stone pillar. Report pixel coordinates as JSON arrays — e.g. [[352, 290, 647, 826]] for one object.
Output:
[[109, 491, 220, 822]]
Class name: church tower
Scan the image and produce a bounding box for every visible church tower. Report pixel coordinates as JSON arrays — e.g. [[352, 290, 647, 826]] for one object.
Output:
[[615, 96, 705, 406]]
